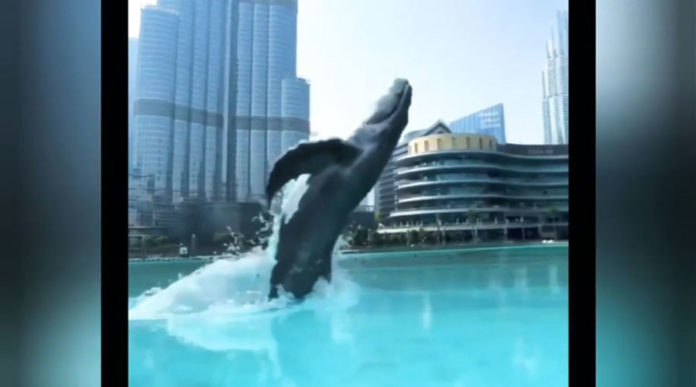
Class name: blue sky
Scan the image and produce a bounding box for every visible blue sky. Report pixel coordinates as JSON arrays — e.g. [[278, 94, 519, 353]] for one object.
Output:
[[130, 0, 568, 143]]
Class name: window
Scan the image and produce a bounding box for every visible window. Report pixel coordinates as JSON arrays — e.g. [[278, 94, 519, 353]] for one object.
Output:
[[424, 141, 429, 152], [451, 138, 455, 148], [414, 143, 418, 153], [479, 138, 483, 148], [466, 137, 470, 148], [437, 138, 442, 149], [489, 139, 493, 149]]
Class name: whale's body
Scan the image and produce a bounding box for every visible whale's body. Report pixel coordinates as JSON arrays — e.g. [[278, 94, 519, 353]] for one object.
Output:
[[266, 79, 413, 299]]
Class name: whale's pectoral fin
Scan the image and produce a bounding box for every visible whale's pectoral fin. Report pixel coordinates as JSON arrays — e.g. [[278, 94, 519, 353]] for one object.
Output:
[[266, 139, 362, 205]]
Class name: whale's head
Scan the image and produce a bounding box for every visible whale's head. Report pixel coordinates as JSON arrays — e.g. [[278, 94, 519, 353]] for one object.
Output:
[[363, 78, 412, 131], [350, 78, 412, 153]]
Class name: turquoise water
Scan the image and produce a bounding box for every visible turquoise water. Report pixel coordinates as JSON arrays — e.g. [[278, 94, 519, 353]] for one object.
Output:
[[129, 246, 568, 386]]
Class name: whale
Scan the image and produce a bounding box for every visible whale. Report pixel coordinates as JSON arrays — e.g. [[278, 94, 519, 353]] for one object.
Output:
[[266, 79, 413, 299]]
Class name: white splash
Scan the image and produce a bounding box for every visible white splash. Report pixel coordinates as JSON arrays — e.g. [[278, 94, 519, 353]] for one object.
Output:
[[280, 174, 310, 225], [128, 249, 277, 320], [129, 172, 358, 322], [165, 308, 285, 378]]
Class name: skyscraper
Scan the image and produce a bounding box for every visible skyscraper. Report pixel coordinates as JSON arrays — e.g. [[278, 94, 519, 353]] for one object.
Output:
[[542, 10, 569, 145], [449, 103, 506, 144], [131, 0, 309, 227], [232, 0, 309, 202], [128, 38, 138, 173], [156, 0, 193, 203], [132, 6, 179, 201]]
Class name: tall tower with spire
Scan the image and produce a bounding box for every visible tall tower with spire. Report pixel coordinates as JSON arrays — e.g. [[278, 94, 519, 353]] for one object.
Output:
[[541, 10, 569, 145]]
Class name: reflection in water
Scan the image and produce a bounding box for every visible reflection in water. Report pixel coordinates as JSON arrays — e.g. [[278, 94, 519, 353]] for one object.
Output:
[[129, 249, 568, 386], [166, 312, 282, 378], [514, 267, 530, 299], [549, 264, 560, 295], [487, 268, 508, 308], [348, 254, 567, 295], [512, 337, 540, 379], [421, 292, 432, 332]]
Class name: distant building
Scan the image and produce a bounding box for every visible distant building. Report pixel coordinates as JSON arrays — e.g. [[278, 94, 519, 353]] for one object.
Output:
[[449, 103, 506, 144], [132, 6, 179, 207], [349, 208, 376, 230], [353, 190, 376, 230], [380, 127, 568, 241], [542, 10, 569, 144], [131, 0, 310, 230], [128, 38, 138, 173], [231, 0, 309, 203], [359, 188, 375, 208], [375, 121, 451, 220]]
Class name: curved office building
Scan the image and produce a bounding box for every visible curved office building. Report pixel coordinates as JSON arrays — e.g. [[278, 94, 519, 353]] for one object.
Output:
[[375, 123, 448, 219], [381, 130, 568, 241]]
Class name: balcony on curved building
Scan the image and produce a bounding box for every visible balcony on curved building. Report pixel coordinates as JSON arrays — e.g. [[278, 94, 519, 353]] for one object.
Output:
[[397, 192, 569, 205], [395, 162, 568, 176], [396, 148, 568, 164], [395, 176, 568, 191], [387, 205, 568, 218], [377, 221, 569, 234]]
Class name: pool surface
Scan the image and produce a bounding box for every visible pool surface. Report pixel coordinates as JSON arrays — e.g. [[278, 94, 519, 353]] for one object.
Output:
[[129, 246, 568, 386]]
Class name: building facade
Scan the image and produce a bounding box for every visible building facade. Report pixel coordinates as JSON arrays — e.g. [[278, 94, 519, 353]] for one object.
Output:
[[449, 103, 506, 144], [232, 0, 309, 202], [131, 0, 309, 229], [375, 122, 450, 220], [132, 6, 179, 206], [129, 38, 138, 174], [542, 10, 569, 145], [379, 129, 568, 241]]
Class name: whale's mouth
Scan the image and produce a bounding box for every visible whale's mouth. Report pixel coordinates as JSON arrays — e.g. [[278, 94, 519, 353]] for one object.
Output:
[[364, 79, 412, 125]]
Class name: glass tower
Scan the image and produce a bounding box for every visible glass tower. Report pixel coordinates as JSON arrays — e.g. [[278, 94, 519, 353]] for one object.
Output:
[[449, 103, 506, 144], [232, 0, 309, 202], [132, 6, 179, 201], [157, 0, 194, 203], [128, 38, 138, 174], [542, 10, 569, 145], [132, 0, 310, 220]]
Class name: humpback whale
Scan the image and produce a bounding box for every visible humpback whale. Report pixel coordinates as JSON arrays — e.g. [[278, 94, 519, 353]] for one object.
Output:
[[266, 79, 413, 299]]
